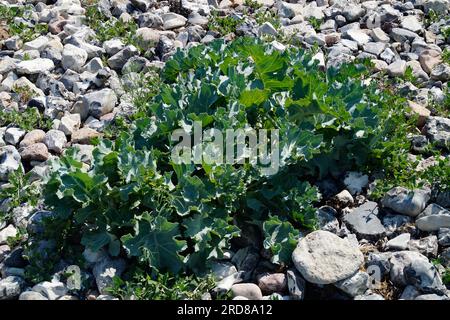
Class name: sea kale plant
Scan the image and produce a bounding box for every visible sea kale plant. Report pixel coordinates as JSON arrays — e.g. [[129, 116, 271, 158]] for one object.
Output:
[[39, 38, 407, 278]]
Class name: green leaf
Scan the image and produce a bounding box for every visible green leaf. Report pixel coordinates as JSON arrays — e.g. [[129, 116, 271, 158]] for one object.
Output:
[[263, 216, 300, 265], [121, 215, 187, 274]]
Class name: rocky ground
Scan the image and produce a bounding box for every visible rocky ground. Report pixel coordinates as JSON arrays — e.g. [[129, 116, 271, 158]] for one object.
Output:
[[0, 0, 450, 300]]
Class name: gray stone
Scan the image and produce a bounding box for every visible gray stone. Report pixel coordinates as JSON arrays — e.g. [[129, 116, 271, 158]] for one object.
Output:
[[258, 22, 278, 37], [4, 127, 25, 146], [423, 0, 449, 14], [317, 206, 339, 233], [19, 291, 48, 300], [415, 294, 449, 300], [0, 225, 17, 245], [408, 235, 439, 257], [103, 39, 125, 56], [214, 271, 245, 294], [62, 44, 88, 72], [366, 252, 392, 277], [438, 228, 450, 247], [385, 233, 411, 251], [5, 36, 22, 51], [399, 285, 421, 300], [0, 276, 23, 300], [343, 202, 385, 239], [83, 57, 104, 73], [32, 280, 68, 300], [16, 58, 55, 75], [387, 60, 407, 77], [363, 42, 387, 56], [286, 269, 305, 300], [162, 13, 187, 30], [82, 89, 118, 119], [370, 28, 390, 42], [430, 64, 450, 82], [400, 16, 422, 33], [382, 214, 413, 237], [334, 190, 354, 207], [390, 251, 445, 293], [335, 271, 369, 297], [130, 0, 152, 11], [59, 114, 81, 136], [257, 273, 287, 294], [342, 5, 365, 22], [390, 28, 420, 42], [416, 203, 450, 232], [380, 48, 397, 64], [343, 29, 371, 46], [44, 130, 67, 154], [0, 146, 21, 181], [23, 36, 48, 51], [424, 117, 450, 148], [354, 293, 385, 300], [211, 261, 237, 281], [107, 45, 139, 71], [231, 283, 263, 300], [292, 230, 364, 284], [381, 187, 430, 217]]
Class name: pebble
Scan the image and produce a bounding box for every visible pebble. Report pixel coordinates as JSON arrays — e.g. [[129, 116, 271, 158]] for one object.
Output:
[[292, 230, 364, 284], [381, 187, 430, 217], [231, 283, 263, 300]]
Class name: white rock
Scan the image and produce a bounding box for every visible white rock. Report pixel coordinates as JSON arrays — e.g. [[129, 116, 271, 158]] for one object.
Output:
[[83, 88, 118, 118], [32, 280, 68, 300], [334, 271, 369, 297], [4, 127, 26, 145], [343, 29, 371, 46], [231, 283, 263, 300], [343, 171, 369, 195], [401, 16, 422, 33], [59, 113, 81, 136], [0, 276, 23, 300], [387, 60, 407, 77], [0, 146, 21, 181], [381, 187, 430, 217], [292, 230, 364, 284], [44, 129, 67, 154], [103, 39, 125, 56], [416, 204, 450, 232], [62, 44, 88, 72], [0, 225, 18, 244], [16, 58, 55, 75], [385, 233, 411, 251], [162, 13, 187, 30], [23, 36, 49, 51]]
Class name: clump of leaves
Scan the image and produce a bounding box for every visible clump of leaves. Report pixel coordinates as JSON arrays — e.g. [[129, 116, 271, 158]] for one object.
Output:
[[107, 270, 216, 300], [442, 48, 450, 65], [254, 8, 281, 30], [0, 167, 41, 222], [43, 38, 409, 278], [0, 4, 48, 42], [84, 5, 141, 51], [208, 11, 242, 35], [244, 0, 263, 11], [442, 26, 450, 40], [0, 107, 52, 131], [308, 17, 322, 31], [428, 83, 450, 117]]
